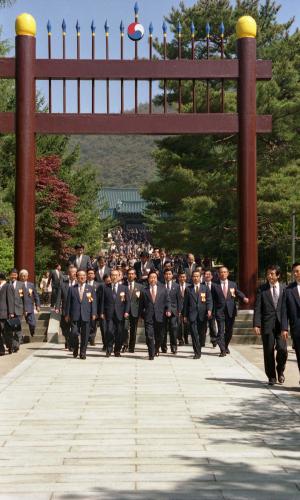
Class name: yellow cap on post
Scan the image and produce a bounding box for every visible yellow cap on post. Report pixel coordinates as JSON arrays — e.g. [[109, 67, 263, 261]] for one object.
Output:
[[15, 13, 37, 37], [236, 16, 257, 39]]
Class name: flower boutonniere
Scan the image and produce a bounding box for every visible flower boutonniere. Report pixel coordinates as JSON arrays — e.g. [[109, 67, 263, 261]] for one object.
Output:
[[86, 292, 93, 303], [18, 289, 24, 297], [120, 291, 126, 302], [28, 288, 33, 297], [230, 288, 235, 298], [135, 290, 140, 298], [200, 292, 206, 303]]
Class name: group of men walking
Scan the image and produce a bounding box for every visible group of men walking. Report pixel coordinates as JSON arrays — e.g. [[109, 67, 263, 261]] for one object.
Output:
[[53, 245, 250, 363], [0, 268, 40, 355]]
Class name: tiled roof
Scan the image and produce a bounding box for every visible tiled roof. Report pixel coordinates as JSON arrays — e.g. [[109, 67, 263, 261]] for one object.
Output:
[[99, 188, 147, 218]]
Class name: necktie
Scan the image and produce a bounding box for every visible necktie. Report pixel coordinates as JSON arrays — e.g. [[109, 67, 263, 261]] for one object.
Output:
[[181, 285, 184, 297], [195, 285, 199, 294], [129, 282, 133, 296], [273, 285, 278, 307], [79, 285, 84, 302], [151, 286, 156, 302], [222, 282, 227, 298]]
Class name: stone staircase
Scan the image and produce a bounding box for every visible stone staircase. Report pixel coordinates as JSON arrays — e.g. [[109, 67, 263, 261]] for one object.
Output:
[[22, 308, 50, 343], [230, 310, 259, 344]]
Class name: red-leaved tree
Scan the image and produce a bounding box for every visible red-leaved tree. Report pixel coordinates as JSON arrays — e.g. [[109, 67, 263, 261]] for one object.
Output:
[[35, 155, 78, 268]]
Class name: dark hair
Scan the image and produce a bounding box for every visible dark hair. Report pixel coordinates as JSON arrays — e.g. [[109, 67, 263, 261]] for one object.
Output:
[[0, 272, 6, 280], [163, 268, 173, 275], [266, 264, 281, 276], [10, 268, 18, 274], [140, 251, 149, 258], [178, 270, 186, 276], [103, 273, 110, 281], [191, 270, 201, 277], [204, 268, 213, 274], [292, 262, 300, 270], [148, 270, 157, 278], [128, 267, 136, 273]]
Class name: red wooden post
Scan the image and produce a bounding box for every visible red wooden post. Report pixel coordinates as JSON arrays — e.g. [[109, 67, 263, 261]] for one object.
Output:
[[15, 14, 36, 281], [237, 16, 257, 307]]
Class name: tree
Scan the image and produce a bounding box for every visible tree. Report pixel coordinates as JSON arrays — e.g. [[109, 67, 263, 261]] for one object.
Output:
[[143, 0, 300, 275]]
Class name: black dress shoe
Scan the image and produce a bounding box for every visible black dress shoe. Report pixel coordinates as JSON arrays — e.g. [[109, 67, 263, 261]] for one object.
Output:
[[64, 342, 68, 349], [149, 356, 154, 360], [0, 351, 5, 356], [178, 340, 184, 346], [278, 374, 285, 384], [128, 348, 135, 353], [80, 354, 86, 360], [73, 347, 78, 358], [161, 348, 167, 353], [219, 351, 226, 357], [114, 352, 121, 357], [193, 354, 201, 359], [155, 351, 159, 357], [122, 345, 128, 353], [212, 343, 217, 348], [184, 340, 189, 345], [268, 378, 276, 385], [225, 348, 230, 354], [90, 339, 96, 346]]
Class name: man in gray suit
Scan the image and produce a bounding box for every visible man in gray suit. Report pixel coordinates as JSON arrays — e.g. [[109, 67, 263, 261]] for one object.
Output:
[[68, 244, 91, 272]]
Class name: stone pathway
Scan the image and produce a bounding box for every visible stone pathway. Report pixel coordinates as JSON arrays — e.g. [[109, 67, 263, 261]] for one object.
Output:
[[0, 343, 299, 499]]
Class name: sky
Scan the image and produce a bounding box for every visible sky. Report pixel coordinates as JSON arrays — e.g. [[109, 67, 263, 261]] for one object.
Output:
[[0, 0, 299, 112]]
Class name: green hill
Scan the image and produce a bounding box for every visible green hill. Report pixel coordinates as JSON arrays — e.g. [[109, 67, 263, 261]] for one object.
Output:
[[71, 134, 160, 188]]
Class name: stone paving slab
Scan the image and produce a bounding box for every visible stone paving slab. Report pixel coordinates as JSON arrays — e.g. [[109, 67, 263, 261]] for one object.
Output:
[[0, 343, 299, 499]]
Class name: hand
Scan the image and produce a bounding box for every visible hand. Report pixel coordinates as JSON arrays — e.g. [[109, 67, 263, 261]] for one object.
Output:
[[281, 330, 288, 340], [55, 309, 60, 314], [207, 310, 212, 319], [100, 314, 105, 320], [183, 316, 188, 324], [36, 307, 41, 313], [124, 313, 129, 319], [166, 311, 171, 317], [254, 327, 260, 335], [9, 314, 14, 319], [65, 315, 69, 322], [92, 315, 96, 321], [243, 298, 249, 304]]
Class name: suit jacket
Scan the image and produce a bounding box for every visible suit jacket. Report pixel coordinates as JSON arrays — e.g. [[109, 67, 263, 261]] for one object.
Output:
[[127, 282, 143, 318], [281, 282, 300, 337], [0, 282, 15, 319], [140, 284, 171, 323], [9, 280, 24, 316], [183, 284, 213, 322], [164, 282, 180, 317], [47, 269, 63, 289], [65, 283, 97, 322], [134, 261, 155, 283], [56, 280, 74, 316], [100, 284, 130, 322], [253, 282, 284, 334], [68, 254, 91, 272], [94, 266, 111, 283], [211, 280, 245, 319], [184, 263, 197, 282], [23, 282, 40, 314], [177, 283, 190, 314]]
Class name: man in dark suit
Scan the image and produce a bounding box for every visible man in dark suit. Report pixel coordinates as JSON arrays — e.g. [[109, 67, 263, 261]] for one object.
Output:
[[151, 248, 161, 270], [177, 271, 190, 346], [122, 268, 143, 353], [86, 268, 101, 346], [94, 255, 110, 283], [204, 269, 218, 348], [19, 269, 40, 340], [68, 244, 91, 272], [183, 270, 213, 359], [140, 270, 171, 360], [254, 265, 287, 386], [47, 264, 63, 307], [156, 248, 171, 281], [65, 270, 97, 359], [161, 268, 180, 354], [134, 251, 155, 284], [100, 269, 130, 357], [0, 273, 15, 355], [55, 265, 77, 350], [211, 266, 249, 357], [8, 268, 24, 352], [281, 262, 300, 383]]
